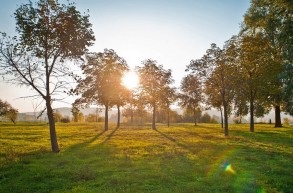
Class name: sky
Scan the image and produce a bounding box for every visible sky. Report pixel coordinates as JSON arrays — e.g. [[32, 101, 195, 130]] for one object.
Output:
[[0, 0, 250, 113]]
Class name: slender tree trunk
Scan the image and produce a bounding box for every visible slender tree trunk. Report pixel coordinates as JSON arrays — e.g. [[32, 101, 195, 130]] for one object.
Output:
[[219, 107, 223, 128], [193, 109, 197, 126], [46, 100, 59, 153], [223, 103, 229, 137], [130, 106, 134, 125], [167, 109, 170, 127], [274, 105, 282, 128], [152, 104, 156, 130], [249, 99, 254, 132], [104, 103, 108, 131], [117, 105, 120, 128]]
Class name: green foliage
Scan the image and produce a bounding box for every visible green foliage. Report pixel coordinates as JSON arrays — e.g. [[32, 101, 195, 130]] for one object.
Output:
[[187, 39, 238, 135], [280, 64, 293, 115], [243, 0, 293, 126], [0, 122, 292, 192], [200, 112, 211, 123]]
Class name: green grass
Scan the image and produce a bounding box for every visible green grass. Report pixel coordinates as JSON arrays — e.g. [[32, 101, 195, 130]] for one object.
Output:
[[0, 122, 292, 193]]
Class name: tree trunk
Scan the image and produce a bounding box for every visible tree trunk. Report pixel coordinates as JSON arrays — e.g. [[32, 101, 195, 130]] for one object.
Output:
[[104, 103, 109, 131], [46, 101, 59, 153], [219, 107, 223, 128], [167, 109, 170, 127], [274, 105, 282, 127], [249, 99, 254, 132], [117, 105, 120, 128], [152, 104, 156, 130], [223, 103, 229, 136], [130, 107, 134, 125], [193, 109, 197, 126]]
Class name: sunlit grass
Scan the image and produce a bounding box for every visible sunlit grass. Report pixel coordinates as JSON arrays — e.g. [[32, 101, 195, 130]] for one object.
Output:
[[0, 122, 292, 193]]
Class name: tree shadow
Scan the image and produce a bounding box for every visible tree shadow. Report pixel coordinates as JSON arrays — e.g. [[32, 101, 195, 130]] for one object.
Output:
[[88, 130, 107, 144], [101, 126, 120, 144], [155, 129, 176, 142], [154, 129, 200, 154]]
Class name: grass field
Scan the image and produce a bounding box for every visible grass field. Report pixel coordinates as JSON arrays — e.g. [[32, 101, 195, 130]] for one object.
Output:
[[0, 122, 292, 193]]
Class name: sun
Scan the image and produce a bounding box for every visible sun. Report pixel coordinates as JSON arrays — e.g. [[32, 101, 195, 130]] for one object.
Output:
[[122, 71, 139, 90]]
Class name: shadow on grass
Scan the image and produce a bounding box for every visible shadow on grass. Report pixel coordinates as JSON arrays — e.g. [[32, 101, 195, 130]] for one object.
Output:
[[154, 129, 202, 155], [101, 126, 120, 144]]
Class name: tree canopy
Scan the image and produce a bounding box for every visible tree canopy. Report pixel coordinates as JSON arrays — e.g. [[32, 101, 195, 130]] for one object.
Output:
[[74, 49, 128, 130], [136, 59, 174, 129]]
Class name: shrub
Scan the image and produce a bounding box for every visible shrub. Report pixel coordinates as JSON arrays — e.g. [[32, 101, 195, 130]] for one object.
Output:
[[60, 116, 70, 123]]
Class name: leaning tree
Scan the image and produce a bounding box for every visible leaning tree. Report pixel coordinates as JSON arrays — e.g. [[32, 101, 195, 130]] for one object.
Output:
[[0, 0, 95, 152]]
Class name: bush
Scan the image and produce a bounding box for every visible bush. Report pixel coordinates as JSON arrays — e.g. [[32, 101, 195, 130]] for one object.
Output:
[[60, 117, 70, 123]]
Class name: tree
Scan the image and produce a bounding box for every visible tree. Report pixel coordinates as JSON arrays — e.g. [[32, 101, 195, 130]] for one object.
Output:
[[53, 110, 62, 122], [113, 84, 130, 128], [187, 39, 237, 136], [178, 74, 202, 126], [86, 113, 97, 122], [181, 108, 201, 123], [243, 0, 293, 127], [136, 59, 174, 129], [280, 64, 293, 115], [71, 106, 84, 122], [235, 32, 273, 132], [0, 0, 95, 152], [74, 49, 128, 131], [160, 86, 177, 127], [0, 99, 18, 124], [200, 113, 211, 123]]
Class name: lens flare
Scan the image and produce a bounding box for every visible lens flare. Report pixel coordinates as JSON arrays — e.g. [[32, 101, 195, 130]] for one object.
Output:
[[206, 148, 236, 177], [224, 163, 236, 174]]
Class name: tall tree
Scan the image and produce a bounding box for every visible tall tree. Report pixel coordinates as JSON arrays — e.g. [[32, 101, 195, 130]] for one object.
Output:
[[178, 74, 202, 126], [0, 0, 94, 152], [243, 0, 293, 127], [235, 32, 273, 132], [74, 49, 128, 131], [187, 39, 237, 136], [136, 59, 173, 130]]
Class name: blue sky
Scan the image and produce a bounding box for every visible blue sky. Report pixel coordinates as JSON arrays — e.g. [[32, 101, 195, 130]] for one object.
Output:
[[0, 0, 250, 112]]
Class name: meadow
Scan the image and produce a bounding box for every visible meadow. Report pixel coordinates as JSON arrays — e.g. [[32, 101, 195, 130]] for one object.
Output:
[[0, 122, 292, 193]]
